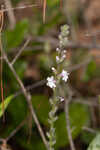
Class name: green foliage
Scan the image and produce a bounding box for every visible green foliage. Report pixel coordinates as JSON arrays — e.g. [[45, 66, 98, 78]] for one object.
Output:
[[0, 95, 14, 118], [31, 95, 89, 149], [81, 131, 95, 145], [0, 95, 29, 138], [4, 20, 29, 50], [1, 1, 99, 149], [87, 133, 100, 150], [55, 103, 89, 148], [17, 131, 46, 150], [8, 95, 28, 126], [14, 60, 27, 78], [83, 60, 97, 82], [32, 95, 50, 125]]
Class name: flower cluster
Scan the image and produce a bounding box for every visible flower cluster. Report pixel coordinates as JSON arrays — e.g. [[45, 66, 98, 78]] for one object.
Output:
[[46, 25, 69, 150], [47, 25, 69, 90]]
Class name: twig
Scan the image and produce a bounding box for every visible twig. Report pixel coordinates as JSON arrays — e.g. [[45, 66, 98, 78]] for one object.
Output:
[[4, 0, 16, 29], [3, 4, 39, 12], [68, 57, 91, 73], [3, 52, 48, 150], [83, 126, 97, 134], [6, 119, 26, 142], [34, 36, 100, 50], [43, 0, 46, 23], [11, 38, 30, 65], [13, 57, 90, 99], [0, 9, 4, 120], [14, 79, 46, 98], [65, 95, 76, 150], [73, 99, 98, 107]]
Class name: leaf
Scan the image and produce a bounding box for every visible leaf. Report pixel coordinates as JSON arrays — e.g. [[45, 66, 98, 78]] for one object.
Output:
[[55, 103, 90, 149], [17, 130, 46, 150], [32, 96, 89, 149], [15, 60, 27, 79], [81, 131, 95, 145], [8, 95, 28, 126], [32, 95, 50, 125], [0, 95, 14, 118], [87, 133, 100, 150], [4, 19, 29, 50], [83, 60, 97, 82]]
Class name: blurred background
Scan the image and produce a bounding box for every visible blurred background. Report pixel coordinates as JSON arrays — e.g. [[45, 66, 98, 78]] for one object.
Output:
[[0, 0, 100, 150]]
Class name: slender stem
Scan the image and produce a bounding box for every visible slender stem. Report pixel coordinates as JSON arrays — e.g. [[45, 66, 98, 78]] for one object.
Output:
[[65, 99, 76, 150], [3, 52, 49, 150]]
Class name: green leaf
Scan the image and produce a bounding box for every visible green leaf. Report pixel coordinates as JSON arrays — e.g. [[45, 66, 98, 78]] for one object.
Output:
[[4, 19, 29, 50], [81, 131, 95, 145], [55, 103, 89, 149], [8, 95, 28, 126], [0, 95, 14, 118], [17, 131, 46, 150], [83, 60, 97, 82], [32, 95, 50, 125], [15, 60, 27, 79], [87, 133, 100, 150], [32, 96, 89, 149]]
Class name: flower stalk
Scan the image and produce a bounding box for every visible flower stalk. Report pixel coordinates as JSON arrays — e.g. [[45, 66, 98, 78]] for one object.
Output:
[[47, 25, 70, 150]]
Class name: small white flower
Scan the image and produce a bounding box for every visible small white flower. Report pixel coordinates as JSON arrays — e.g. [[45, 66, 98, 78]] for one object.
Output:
[[63, 50, 67, 53], [47, 76, 56, 88], [51, 67, 56, 71], [51, 67, 57, 74], [62, 54, 66, 59], [56, 48, 60, 52], [58, 96, 64, 102], [56, 56, 60, 62], [60, 70, 69, 82]]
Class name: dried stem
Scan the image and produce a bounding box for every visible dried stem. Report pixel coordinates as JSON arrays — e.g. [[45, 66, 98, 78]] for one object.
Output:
[[65, 97, 76, 150], [6, 119, 26, 142], [4, 0, 16, 29], [3, 51, 48, 150], [11, 38, 30, 65]]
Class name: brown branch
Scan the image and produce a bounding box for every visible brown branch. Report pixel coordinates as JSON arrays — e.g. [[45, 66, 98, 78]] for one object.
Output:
[[65, 94, 76, 150], [34, 36, 100, 50], [3, 4, 39, 12], [3, 52, 48, 150], [83, 126, 97, 134], [4, 0, 16, 29], [11, 38, 30, 65], [14, 79, 46, 98], [6, 119, 26, 142]]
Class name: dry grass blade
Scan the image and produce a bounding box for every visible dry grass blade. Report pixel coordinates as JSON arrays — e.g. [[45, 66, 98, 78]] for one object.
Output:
[[43, 0, 46, 23], [0, 9, 4, 119]]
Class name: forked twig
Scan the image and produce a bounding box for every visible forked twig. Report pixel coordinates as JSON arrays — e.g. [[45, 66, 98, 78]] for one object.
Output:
[[11, 38, 30, 65], [0, 7, 48, 149], [3, 52, 49, 150]]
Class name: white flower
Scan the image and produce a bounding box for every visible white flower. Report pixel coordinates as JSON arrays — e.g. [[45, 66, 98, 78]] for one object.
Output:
[[51, 67, 57, 74], [56, 56, 60, 62], [56, 48, 60, 52], [47, 76, 56, 88], [60, 70, 69, 82], [62, 54, 66, 59], [63, 50, 67, 53], [58, 96, 64, 102], [51, 67, 56, 71]]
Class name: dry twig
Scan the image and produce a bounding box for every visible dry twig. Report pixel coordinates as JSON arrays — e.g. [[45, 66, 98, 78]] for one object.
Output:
[[65, 92, 76, 150], [3, 51, 48, 150]]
